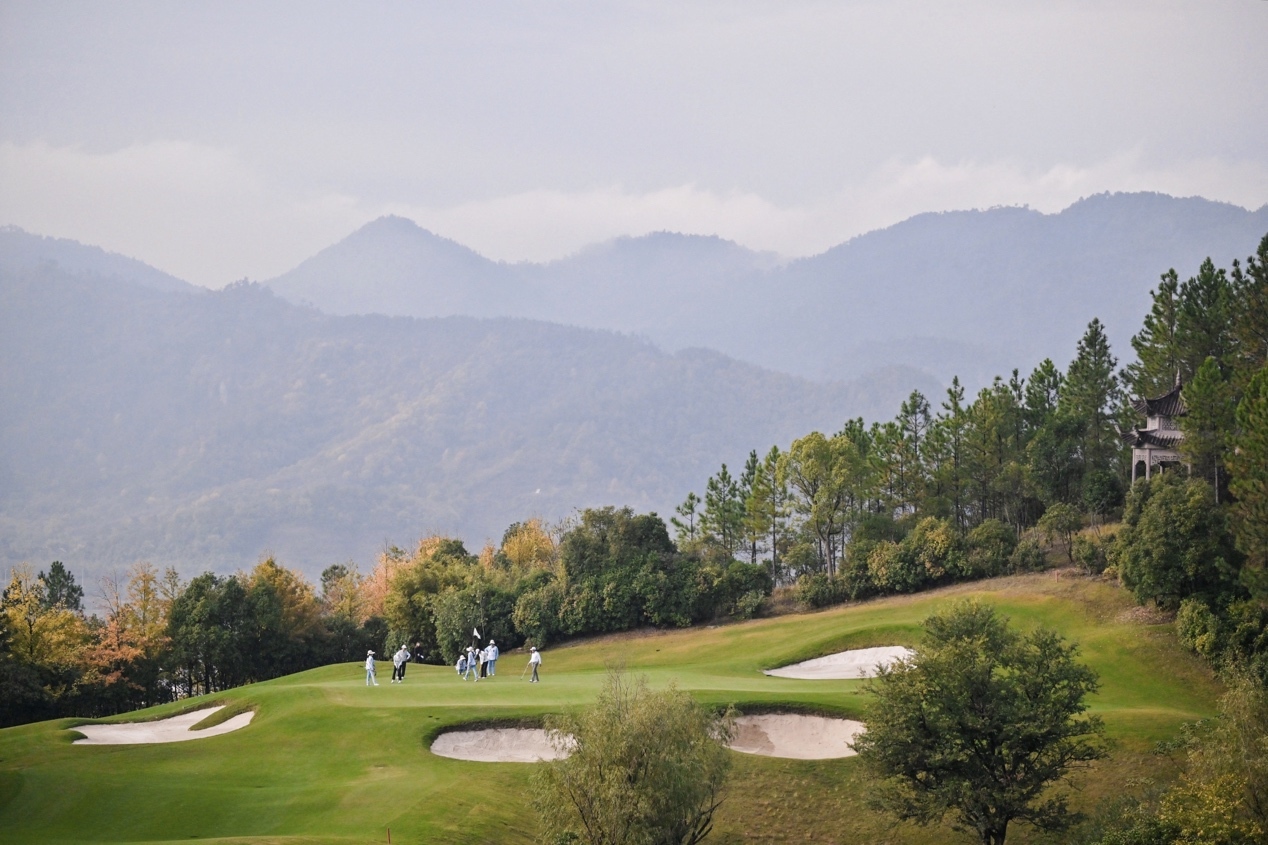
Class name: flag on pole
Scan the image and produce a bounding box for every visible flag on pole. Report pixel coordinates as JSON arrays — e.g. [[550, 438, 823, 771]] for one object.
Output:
[[473, 628, 481, 639]]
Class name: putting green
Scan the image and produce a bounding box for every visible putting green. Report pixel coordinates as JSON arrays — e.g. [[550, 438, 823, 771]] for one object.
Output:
[[0, 572, 1221, 844]]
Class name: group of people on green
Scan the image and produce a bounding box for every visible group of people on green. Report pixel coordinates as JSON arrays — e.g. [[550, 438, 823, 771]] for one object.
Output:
[[362, 640, 541, 684]]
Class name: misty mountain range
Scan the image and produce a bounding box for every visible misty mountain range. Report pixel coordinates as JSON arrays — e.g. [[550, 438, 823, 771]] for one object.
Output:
[[2, 192, 1264, 581], [266, 192, 1268, 387]]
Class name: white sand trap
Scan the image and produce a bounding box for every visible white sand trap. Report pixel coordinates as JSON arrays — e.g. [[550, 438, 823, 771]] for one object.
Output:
[[72, 705, 254, 745], [763, 645, 914, 680], [728, 714, 864, 759], [431, 728, 571, 763]]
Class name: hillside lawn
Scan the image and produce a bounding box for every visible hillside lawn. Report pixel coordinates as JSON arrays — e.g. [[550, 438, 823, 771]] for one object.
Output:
[[0, 570, 1220, 845]]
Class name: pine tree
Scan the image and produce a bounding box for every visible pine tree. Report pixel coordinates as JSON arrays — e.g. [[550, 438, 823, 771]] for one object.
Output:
[[1126, 269, 1182, 398], [1180, 356, 1235, 501], [1229, 234, 1268, 384], [1061, 318, 1121, 483], [1229, 366, 1268, 599], [1176, 258, 1233, 382]]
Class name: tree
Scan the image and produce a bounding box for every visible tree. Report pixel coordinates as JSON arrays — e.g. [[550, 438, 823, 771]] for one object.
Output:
[[533, 670, 733, 845], [1229, 366, 1268, 599], [701, 464, 744, 555], [1125, 269, 1182, 399], [1037, 502, 1082, 564], [855, 601, 1106, 845], [1113, 473, 1240, 610], [671, 492, 702, 547], [38, 561, 84, 614], [1229, 235, 1268, 382], [1061, 318, 1121, 479], [1180, 356, 1235, 501], [744, 445, 790, 583]]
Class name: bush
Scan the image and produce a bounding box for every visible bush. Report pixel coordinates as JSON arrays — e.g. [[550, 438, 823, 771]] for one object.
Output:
[[1071, 535, 1110, 575], [795, 573, 848, 609], [730, 590, 765, 621], [906, 517, 964, 582], [533, 671, 734, 845], [1113, 474, 1240, 610], [965, 519, 1018, 578], [867, 540, 928, 594], [1009, 537, 1048, 573], [1176, 598, 1224, 660]]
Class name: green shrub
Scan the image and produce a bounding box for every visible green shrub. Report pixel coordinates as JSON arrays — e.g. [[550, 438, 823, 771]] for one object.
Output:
[[730, 590, 766, 620], [795, 573, 848, 609], [1071, 535, 1110, 575], [1176, 597, 1223, 660], [1009, 537, 1048, 573], [965, 519, 1018, 578]]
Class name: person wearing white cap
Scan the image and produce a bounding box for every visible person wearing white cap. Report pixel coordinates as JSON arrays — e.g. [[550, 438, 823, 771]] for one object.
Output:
[[527, 646, 541, 683], [365, 650, 379, 686], [487, 640, 499, 676], [391, 644, 411, 683], [464, 645, 479, 682]]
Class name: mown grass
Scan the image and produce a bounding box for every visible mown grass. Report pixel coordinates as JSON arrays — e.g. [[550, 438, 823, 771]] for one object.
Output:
[[0, 571, 1220, 844]]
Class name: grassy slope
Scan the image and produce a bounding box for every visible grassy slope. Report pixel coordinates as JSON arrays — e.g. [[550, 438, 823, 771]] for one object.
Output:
[[0, 571, 1219, 845]]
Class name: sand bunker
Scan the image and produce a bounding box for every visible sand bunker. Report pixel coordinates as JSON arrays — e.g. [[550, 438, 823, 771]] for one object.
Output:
[[728, 714, 864, 759], [763, 645, 913, 680], [430, 716, 864, 763], [72, 705, 254, 745], [431, 728, 570, 763]]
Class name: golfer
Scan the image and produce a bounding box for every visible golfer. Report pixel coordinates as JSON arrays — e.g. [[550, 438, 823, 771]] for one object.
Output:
[[365, 650, 379, 686], [456, 653, 467, 678], [391, 644, 411, 683], [487, 640, 498, 676], [527, 646, 541, 683], [464, 646, 479, 682]]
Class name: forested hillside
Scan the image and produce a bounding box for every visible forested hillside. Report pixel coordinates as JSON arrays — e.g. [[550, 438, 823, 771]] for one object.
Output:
[[0, 262, 929, 579]]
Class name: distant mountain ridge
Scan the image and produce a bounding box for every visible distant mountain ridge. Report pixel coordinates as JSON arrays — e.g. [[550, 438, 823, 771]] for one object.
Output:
[[0, 260, 933, 580], [0, 225, 195, 295], [263, 193, 1268, 388]]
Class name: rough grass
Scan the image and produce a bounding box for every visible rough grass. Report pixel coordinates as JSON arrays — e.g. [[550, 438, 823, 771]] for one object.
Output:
[[0, 571, 1220, 844]]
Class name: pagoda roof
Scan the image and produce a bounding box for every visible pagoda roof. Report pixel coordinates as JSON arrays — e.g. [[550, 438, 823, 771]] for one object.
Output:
[[1120, 428, 1183, 449], [1132, 381, 1186, 418]]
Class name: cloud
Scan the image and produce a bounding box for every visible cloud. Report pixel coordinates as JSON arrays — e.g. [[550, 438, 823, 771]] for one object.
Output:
[[2, 140, 1265, 285], [0, 140, 366, 286], [391, 152, 1268, 261]]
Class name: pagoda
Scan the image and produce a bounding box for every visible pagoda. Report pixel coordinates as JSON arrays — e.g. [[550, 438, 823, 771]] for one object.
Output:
[[1121, 378, 1187, 483]]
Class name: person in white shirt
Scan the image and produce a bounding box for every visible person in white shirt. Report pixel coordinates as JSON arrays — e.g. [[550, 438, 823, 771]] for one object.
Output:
[[365, 650, 379, 686], [487, 640, 499, 676], [527, 646, 542, 683], [391, 645, 411, 683], [464, 646, 479, 682]]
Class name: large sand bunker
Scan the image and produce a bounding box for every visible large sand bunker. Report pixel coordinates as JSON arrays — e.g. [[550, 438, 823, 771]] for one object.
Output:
[[728, 714, 864, 759], [763, 645, 913, 680], [431, 728, 570, 763], [431, 715, 865, 763], [72, 705, 254, 745]]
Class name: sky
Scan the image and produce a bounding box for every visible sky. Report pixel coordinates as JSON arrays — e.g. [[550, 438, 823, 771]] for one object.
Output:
[[1, 0, 1266, 288]]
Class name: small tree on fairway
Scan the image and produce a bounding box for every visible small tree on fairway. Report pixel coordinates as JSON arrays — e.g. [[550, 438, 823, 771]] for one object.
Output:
[[854, 601, 1106, 845], [533, 670, 733, 845]]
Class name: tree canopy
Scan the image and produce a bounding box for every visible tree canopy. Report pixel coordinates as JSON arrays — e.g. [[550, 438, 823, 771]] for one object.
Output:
[[854, 601, 1106, 845]]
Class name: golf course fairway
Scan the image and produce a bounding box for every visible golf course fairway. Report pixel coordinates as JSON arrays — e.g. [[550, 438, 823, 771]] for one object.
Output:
[[0, 571, 1221, 844]]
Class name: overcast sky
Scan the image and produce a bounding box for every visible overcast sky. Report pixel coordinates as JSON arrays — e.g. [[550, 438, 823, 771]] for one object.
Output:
[[2, 1, 1266, 288]]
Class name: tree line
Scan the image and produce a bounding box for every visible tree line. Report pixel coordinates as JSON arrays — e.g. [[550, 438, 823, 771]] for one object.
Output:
[[0, 510, 770, 727], [672, 236, 1268, 640]]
